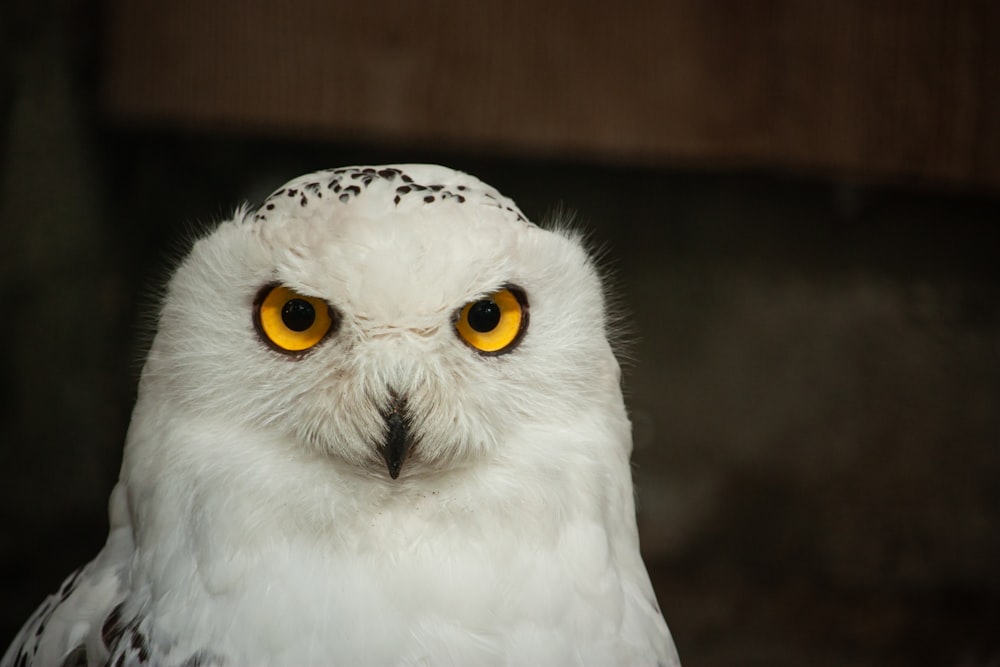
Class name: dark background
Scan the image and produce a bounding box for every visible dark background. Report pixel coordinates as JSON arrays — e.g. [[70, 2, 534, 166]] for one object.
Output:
[[1, 2, 998, 665]]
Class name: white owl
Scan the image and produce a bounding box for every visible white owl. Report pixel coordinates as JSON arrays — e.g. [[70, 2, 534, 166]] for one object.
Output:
[[3, 165, 680, 667]]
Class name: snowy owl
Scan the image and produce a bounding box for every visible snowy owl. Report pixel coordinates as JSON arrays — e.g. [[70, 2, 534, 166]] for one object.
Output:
[[3, 165, 679, 666]]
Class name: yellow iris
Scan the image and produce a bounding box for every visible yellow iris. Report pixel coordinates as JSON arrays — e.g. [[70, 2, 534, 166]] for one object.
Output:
[[255, 284, 335, 353], [455, 287, 527, 354]]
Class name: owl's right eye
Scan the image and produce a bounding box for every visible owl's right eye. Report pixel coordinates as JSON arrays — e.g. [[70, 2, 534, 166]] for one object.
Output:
[[253, 284, 338, 354]]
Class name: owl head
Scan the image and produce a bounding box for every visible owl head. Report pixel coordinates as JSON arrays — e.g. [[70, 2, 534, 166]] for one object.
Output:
[[132, 165, 627, 493]]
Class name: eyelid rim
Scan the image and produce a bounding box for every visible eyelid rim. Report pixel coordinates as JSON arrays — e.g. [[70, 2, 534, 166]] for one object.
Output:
[[252, 282, 340, 357], [453, 284, 530, 357]]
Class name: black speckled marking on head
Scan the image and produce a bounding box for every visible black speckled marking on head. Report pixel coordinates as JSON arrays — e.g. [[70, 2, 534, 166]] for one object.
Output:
[[253, 165, 531, 225]]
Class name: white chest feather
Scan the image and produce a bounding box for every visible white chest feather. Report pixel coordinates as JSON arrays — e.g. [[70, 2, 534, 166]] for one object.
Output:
[[119, 418, 674, 666]]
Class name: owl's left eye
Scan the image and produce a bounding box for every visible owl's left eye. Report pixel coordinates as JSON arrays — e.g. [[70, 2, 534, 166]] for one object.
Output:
[[253, 284, 338, 354], [454, 286, 528, 355]]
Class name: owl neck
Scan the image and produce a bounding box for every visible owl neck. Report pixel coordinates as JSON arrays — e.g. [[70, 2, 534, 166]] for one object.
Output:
[[122, 396, 636, 565]]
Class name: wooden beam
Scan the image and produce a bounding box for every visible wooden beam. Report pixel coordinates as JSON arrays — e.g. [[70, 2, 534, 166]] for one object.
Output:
[[103, 0, 1000, 188]]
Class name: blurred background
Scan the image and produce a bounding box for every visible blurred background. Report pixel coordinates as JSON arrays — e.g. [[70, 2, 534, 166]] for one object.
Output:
[[1, 1, 998, 665]]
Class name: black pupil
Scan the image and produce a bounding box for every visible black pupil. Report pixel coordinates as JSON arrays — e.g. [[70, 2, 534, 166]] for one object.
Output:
[[468, 300, 501, 332], [282, 299, 316, 332]]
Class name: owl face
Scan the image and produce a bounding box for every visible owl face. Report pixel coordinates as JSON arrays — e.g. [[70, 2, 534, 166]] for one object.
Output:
[[144, 166, 621, 482]]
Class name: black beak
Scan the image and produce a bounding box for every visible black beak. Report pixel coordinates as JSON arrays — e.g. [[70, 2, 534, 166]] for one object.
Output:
[[381, 393, 411, 480]]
